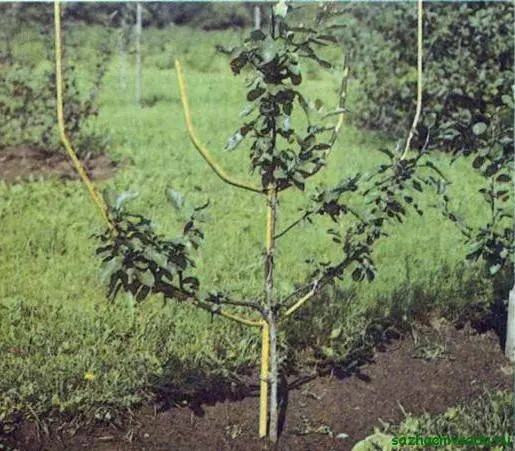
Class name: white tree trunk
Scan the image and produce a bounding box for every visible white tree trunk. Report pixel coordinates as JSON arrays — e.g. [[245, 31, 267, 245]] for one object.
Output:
[[504, 283, 515, 362], [119, 33, 127, 92], [135, 3, 142, 106], [254, 5, 261, 30]]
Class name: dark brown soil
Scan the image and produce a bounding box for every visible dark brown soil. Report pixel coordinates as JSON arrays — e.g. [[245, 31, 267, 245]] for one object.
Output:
[[0, 146, 120, 183], [3, 321, 512, 451]]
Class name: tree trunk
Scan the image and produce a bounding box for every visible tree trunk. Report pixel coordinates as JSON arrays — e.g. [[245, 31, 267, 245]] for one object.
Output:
[[135, 3, 142, 106], [264, 188, 278, 442], [254, 5, 261, 30], [119, 30, 128, 92], [504, 281, 515, 362], [268, 315, 279, 443]]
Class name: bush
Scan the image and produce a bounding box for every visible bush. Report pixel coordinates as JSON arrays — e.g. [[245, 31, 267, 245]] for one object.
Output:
[[334, 2, 513, 155], [0, 22, 112, 156]]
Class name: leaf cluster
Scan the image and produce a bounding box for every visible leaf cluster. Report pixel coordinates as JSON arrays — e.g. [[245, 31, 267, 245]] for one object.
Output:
[[93, 190, 208, 304], [225, 19, 346, 192], [289, 146, 450, 292]]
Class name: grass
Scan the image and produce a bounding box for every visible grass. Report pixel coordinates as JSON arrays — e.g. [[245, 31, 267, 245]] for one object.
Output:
[[0, 23, 500, 433], [355, 389, 513, 450]]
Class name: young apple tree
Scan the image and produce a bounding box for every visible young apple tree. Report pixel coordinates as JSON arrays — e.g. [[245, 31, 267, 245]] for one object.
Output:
[[94, 2, 448, 443]]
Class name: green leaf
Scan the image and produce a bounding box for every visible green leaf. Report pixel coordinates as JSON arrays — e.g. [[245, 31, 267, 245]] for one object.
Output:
[[288, 64, 302, 85], [144, 248, 168, 268], [317, 34, 338, 44], [352, 268, 362, 281], [100, 257, 122, 283], [230, 52, 249, 75], [377, 148, 394, 159], [489, 263, 502, 275], [247, 86, 266, 102], [139, 269, 155, 287], [135, 285, 151, 302], [292, 172, 305, 191], [240, 102, 258, 117], [501, 94, 514, 108], [102, 188, 117, 208], [322, 346, 335, 358], [273, 168, 287, 179], [484, 163, 499, 177], [313, 143, 331, 151], [261, 37, 280, 64], [472, 122, 487, 135], [115, 191, 139, 210], [412, 180, 423, 192], [330, 327, 342, 340], [250, 29, 266, 41], [365, 268, 375, 282], [467, 241, 483, 253], [497, 173, 511, 183], [166, 188, 185, 211], [273, 0, 288, 18], [472, 156, 485, 169], [423, 112, 437, 128], [290, 73, 302, 86], [314, 98, 324, 111]]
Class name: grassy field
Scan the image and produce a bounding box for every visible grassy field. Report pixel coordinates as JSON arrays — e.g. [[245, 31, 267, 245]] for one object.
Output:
[[0, 24, 497, 430]]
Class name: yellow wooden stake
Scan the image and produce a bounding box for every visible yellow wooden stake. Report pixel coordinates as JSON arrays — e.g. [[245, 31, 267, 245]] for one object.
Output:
[[259, 321, 270, 437], [175, 60, 263, 194], [54, 1, 113, 232]]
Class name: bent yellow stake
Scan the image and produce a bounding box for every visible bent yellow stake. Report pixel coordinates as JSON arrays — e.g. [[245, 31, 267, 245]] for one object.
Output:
[[54, 1, 113, 232]]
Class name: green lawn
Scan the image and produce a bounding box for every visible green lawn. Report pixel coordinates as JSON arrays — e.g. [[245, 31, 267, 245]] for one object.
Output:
[[0, 24, 494, 429]]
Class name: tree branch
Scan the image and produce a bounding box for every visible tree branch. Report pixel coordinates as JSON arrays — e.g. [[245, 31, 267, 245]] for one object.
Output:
[[192, 297, 264, 328], [274, 210, 313, 240], [280, 258, 350, 319]]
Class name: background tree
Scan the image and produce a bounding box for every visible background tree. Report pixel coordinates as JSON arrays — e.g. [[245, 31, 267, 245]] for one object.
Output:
[[326, 1, 514, 361], [0, 2, 114, 156]]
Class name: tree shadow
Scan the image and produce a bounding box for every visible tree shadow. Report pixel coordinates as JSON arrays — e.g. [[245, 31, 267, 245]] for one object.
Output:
[[151, 358, 258, 417]]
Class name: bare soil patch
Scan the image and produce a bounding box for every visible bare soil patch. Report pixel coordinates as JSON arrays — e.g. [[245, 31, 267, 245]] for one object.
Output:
[[2, 321, 511, 451], [0, 146, 121, 183]]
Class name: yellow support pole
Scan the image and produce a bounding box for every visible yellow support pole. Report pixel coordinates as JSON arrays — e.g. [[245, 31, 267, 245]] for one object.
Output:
[[283, 283, 317, 319], [217, 309, 263, 328], [259, 321, 269, 437], [283, 0, 424, 321], [54, 1, 113, 232], [175, 60, 263, 194]]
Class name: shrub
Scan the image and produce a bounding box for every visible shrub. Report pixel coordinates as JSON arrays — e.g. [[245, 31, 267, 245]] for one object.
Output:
[[0, 17, 113, 156], [332, 2, 513, 156]]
